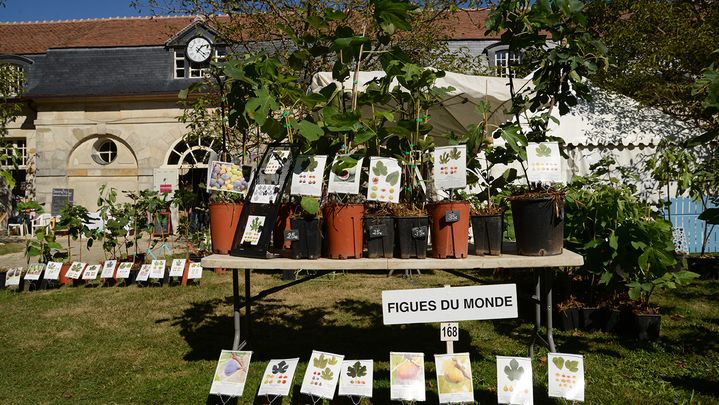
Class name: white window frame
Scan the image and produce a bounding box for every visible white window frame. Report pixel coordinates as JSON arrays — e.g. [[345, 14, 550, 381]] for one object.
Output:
[[1, 138, 28, 169], [174, 46, 227, 79], [494, 50, 522, 78]]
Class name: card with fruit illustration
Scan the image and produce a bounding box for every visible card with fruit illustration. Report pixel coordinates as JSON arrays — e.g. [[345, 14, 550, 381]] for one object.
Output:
[[82, 264, 101, 280], [101, 260, 117, 279], [207, 161, 249, 194], [209, 350, 253, 397], [116, 262, 133, 279], [435, 353, 473, 404], [258, 358, 300, 397], [44, 262, 63, 280], [328, 155, 364, 195], [547, 353, 584, 402], [136, 264, 151, 282], [300, 350, 345, 400], [170, 259, 186, 277], [433, 145, 467, 190], [5, 267, 22, 286], [25, 263, 45, 281], [338, 360, 373, 398], [263, 150, 290, 175], [149, 260, 166, 279], [66, 262, 86, 279], [390, 352, 426, 401], [187, 262, 203, 279], [240, 215, 266, 246], [496, 356, 533, 405], [291, 155, 327, 197], [527, 142, 564, 184], [367, 157, 401, 203]]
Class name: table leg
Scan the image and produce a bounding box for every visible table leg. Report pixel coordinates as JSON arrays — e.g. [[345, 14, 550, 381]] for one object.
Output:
[[529, 269, 541, 358], [544, 268, 556, 352], [245, 269, 252, 343], [232, 268, 242, 350]]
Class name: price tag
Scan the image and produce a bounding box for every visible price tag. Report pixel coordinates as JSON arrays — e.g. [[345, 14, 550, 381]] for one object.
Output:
[[445, 210, 460, 223], [411, 226, 427, 239], [284, 229, 300, 241], [440, 322, 459, 342], [368, 224, 386, 238]]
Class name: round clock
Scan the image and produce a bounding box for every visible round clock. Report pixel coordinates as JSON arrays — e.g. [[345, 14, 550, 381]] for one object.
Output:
[[186, 36, 212, 63]]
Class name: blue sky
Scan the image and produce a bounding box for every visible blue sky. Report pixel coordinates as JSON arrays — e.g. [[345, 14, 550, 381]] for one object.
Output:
[[0, 0, 154, 22]]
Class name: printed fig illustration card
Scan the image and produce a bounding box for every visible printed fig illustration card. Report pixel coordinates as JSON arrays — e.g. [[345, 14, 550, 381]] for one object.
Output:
[[207, 161, 248, 194], [258, 358, 300, 397], [44, 262, 63, 280], [5, 267, 22, 286], [435, 353, 473, 404], [497, 356, 533, 405], [149, 260, 166, 279], [250, 184, 281, 204], [66, 262, 86, 279], [82, 264, 101, 280], [527, 142, 563, 184], [209, 350, 253, 397], [101, 260, 117, 279], [338, 360, 373, 398], [300, 350, 345, 400], [187, 262, 203, 279], [263, 150, 290, 175], [25, 263, 45, 281], [328, 155, 364, 195], [367, 157, 401, 203], [433, 145, 467, 190], [548, 353, 584, 402], [390, 352, 425, 402], [116, 262, 133, 279], [170, 259, 186, 277], [240, 215, 265, 246], [136, 264, 151, 282], [291, 155, 327, 197]]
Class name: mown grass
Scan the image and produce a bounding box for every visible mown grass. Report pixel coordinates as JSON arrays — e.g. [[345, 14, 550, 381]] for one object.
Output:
[[0, 242, 26, 256], [0, 270, 717, 404]]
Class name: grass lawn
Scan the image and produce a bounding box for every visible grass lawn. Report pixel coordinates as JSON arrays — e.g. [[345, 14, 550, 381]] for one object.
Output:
[[0, 242, 26, 256], [0, 270, 717, 404]]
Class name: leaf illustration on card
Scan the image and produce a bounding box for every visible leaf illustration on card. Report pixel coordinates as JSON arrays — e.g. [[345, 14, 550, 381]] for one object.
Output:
[[372, 160, 388, 176], [320, 367, 334, 381], [536, 143, 552, 157], [272, 361, 289, 374], [313, 354, 329, 369], [327, 356, 338, 366], [450, 147, 462, 160], [565, 360, 579, 373], [504, 359, 525, 381], [439, 152, 450, 164], [552, 356, 565, 370], [386, 171, 400, 186], [347, 361, 367, 378]]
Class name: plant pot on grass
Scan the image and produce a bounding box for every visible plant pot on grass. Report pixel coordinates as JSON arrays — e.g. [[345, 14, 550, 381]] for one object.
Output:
[[471, 209, 504, 256], [686, 256, 719, 280], [323, 203, 364, 259], [633, 312, 661, 341], [428, 201, 470, 259], [509, 192, 565, 256], [209, 202, 243, 254]]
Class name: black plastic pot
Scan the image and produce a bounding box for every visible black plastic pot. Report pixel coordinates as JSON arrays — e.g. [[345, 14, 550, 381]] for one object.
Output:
[[0, 271, 6, 290], [634, 313, 661, 341], [555, 308, 581, 331], [471, 214, 503, 256], [604, 309, 632, 334], [289, 217, 322, 259], [581, 307, 608, 331], [395, 216, 429, 259], [365, 216, 395, 258], [687, 256, 719, 280], [510, 196, 564, 256]]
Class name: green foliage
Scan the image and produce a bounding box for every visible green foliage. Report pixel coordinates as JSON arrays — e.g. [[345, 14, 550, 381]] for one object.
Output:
[[17, 200, 44, 214], [300, 196, 321, 216], [56, 203, 93, 261], [24, 229, 67, 264]]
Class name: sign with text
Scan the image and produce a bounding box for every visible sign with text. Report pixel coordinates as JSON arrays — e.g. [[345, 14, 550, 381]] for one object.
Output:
[[382, 284, 517, 325]]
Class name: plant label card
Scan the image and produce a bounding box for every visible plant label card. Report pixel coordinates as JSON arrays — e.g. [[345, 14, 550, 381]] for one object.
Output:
[[263, 150, 290, 175], [5, 268, 22, 286], [497, 356, 533, 405], [291, 155, 327, 197], [527, 142, 564, 184], [170, 259, 186, 277], [548, 353, 584, 402], [300, 350, 344, 400], [367, 157, 401, 203], [250, 184, 281, 204], [258, 358, 300, 397], [338, 360, 373, 398], [82, 264, 101, 280], [209, 350, 253, 397], [101, 260, 117, 279], [136, 264, 151, 282], [187, 262, 203, 279], [25, 263, 45, 281], [390, 352, 426, 402], [328, 155, 364, 195], [116, 262, 132, 279], [150, 260, 166, 279], [66, 262, 86, 279], [433, 145, 467, 190], [435, 353, 474, 404], [207, 161, 248, 194], [44, 262, 62, 280], [240, 215, 265, 246]]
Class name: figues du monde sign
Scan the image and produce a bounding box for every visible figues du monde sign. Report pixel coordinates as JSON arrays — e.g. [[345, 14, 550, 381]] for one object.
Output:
[[381, 285, 518, 325]]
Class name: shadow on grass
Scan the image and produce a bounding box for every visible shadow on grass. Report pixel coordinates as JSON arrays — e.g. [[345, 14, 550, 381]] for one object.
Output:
[[662, 375, 719, 398]]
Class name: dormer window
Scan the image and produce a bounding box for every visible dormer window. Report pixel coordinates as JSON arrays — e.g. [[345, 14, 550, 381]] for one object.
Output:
[[173, 46, 227, 79], [0, 63, 24, 97]]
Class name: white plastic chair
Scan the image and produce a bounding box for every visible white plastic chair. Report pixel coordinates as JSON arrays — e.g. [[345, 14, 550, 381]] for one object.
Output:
[[31, 213, 54, 236], [8, 222, 28, 237]]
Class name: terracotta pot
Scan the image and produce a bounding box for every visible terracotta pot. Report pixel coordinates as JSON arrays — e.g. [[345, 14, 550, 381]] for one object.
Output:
[[209, 203, 243, 254], [428, 201, 470, 259], [273, 203, 294, 250], [59, 262, 73, 285], [323, 204, 364, 259]]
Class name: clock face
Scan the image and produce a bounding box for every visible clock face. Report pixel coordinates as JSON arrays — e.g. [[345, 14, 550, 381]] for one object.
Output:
[[186, 37, 212, 63]]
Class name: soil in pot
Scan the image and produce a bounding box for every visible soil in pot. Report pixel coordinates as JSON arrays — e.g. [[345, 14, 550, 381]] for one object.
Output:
[[289, 216, 322, 259], [395, 216, 429, 259], [365, 216, 395, 258], [471, 213, 503, 256], [209, 202, 243, 254], [509, 193, 564, 256], [323, 204, 364, 259], [429, 201, 470, 259]]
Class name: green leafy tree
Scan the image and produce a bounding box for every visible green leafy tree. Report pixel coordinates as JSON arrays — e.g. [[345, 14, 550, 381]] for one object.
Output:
[[0, 63, 25, 190], [56, 203, 93, 261]]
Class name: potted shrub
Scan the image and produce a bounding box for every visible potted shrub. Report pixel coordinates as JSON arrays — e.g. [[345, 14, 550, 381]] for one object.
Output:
[[56, 203, 93, 263], [24, 228, 68, 284], [324, 156, 366, 260], [364, 202, 395, 258]]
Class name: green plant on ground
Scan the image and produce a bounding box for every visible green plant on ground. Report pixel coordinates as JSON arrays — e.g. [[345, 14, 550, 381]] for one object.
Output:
[[95, 185, 131, 260], [17, 200, 43, 214], [56, 203, 93, 262], [24, 229, 67, 264]]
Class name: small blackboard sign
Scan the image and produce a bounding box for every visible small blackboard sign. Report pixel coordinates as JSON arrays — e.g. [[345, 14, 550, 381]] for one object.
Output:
[[368, 224, 386, 238], [411, 226, 428, 239], [51, 188, 74, 216], [445, 210, 460, 223], [284, 229, 300, 241]]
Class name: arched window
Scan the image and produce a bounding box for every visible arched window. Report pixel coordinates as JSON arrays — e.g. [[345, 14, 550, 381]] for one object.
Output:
[[166, 135, 218, 168]]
